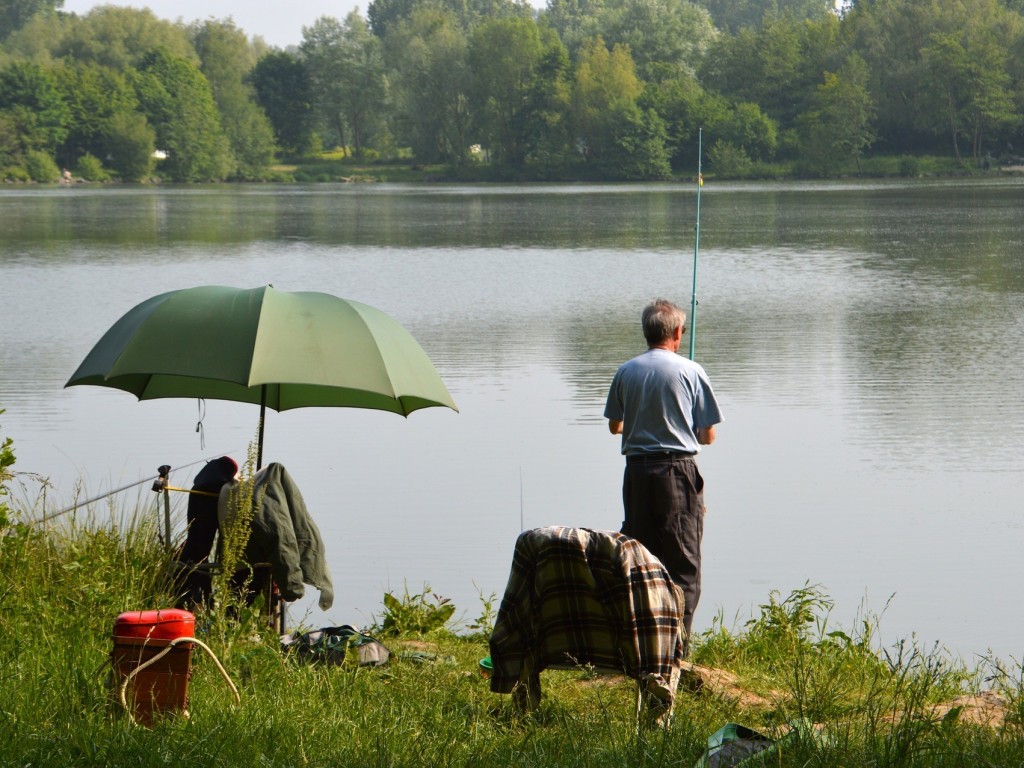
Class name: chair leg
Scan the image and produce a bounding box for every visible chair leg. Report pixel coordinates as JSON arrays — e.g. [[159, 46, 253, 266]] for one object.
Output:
[[512, 653, 541, 714], [512, 672, 541, 712]]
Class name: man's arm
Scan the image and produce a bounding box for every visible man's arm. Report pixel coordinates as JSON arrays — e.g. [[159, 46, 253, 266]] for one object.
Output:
[[608, 419, 623, 435], [697, 425, 716, 445]]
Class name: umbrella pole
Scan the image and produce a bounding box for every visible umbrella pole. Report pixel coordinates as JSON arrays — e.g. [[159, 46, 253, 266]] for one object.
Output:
[[257, 385, 266, 470], [163, 487, 172, 552], [255, 385, 286, 631]]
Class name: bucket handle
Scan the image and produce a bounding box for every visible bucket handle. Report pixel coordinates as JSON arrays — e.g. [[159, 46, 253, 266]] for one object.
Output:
[[119, 636, 240, 725]]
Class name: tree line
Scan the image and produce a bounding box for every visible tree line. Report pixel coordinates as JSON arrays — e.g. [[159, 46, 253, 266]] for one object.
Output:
[[1, 0, 1023, 182]]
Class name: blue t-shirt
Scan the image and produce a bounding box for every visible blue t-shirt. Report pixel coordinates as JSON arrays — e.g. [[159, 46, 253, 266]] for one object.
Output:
[[604, 349, 722, 455]]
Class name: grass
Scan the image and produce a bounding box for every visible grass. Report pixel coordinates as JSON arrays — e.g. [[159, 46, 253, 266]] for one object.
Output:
[[271, 154, 448, 183], [265, 149, 1016, 186], [4, 499, 1024, 767]]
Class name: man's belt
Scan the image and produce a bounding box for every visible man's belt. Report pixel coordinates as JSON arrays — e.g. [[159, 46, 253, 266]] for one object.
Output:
[[625, 451, 696, 463]]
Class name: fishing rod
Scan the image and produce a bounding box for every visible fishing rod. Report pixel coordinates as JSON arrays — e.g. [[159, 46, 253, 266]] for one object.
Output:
[[688, 127, 703, 361], [35, 451, 239, 525]]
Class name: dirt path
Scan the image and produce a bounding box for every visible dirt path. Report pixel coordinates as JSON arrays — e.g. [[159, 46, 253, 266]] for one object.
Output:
[[679, 662, 1011, 728]]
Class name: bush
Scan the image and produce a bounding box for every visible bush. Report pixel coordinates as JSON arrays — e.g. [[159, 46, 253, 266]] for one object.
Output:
[[1, 165, 30, 182], [262, 168, 295, 182], [73, 153, 110, 182], [898, 155, 920, 178], [0, 410, 14, 527], [708, 140, 754, 179], [24, 150, 60, 182]]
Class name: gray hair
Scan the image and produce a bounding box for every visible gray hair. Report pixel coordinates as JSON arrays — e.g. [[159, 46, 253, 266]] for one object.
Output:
[[642, 299, 686, 345]]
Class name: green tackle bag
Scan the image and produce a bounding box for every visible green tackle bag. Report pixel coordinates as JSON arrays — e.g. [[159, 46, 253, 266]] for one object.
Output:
[[281, 625, 391, 667], [694, 723, 774, 768]]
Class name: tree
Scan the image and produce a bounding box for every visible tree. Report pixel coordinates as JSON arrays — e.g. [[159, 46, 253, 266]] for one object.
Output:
[[711, 101, 778, 161], [132, 50, 232, 181], [0, 59, 70, 162], [696, 0, 834, 33], [641, 71, 714, 170], [251, 51, 315, 157], [840, 0, 1023, 154], [0, 0, 61, 40], [700, 12, 840, 132], [604, 104, 672, 179], [922, 32, 1019, 165], [384, 8, 473, 164], [0, 9, 69, 62], [54, 60, 154, 178], [301, 12, 388, 157], [519, 27, 573, 170], [543, 0, 605, 57], [572, 36, 642, 158], [545, 0, 718, 82], [54, 5, 196, 70], [103, 110, 156, 181], [0, 113, 19, 168], [572, 36, 670, 178], [191, 19, 276, 178], [468, 16, 568, 168], [369, 0, 422, 37], [797, 53, 874, 174], [368, 0, 530, 37], [591, 0, 718, 82]]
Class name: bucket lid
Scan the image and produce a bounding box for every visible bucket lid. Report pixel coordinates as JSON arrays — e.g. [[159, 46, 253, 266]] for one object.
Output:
[[114, 609, 195, 640]]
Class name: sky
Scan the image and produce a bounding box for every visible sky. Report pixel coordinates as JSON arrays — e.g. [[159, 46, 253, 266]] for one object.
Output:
[[60, 1, 369, 48], [60, 0, 544, 50]]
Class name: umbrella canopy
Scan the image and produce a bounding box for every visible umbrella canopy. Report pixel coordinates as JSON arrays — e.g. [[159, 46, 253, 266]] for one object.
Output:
[[66, 285, 458, 466]]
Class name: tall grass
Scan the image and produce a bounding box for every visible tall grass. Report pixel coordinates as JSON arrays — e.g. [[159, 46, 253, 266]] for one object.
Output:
[[3, 500, 1024, 766]]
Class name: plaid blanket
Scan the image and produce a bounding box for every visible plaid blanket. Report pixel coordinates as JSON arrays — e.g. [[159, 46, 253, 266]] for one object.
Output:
[[489, 526, 685, 697]]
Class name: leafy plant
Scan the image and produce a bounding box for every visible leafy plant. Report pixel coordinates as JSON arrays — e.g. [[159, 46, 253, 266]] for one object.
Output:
[[74, 152, 110, 181], [372, 584, 455, 637], [24, 149, 60, 182], [1, 165, 30, 182], [464, 587, 498, 638], [708, 139, 754, 178], [898, 155, 921, 177], [212, 438, 262, 616], [0, 409, 15, 527]]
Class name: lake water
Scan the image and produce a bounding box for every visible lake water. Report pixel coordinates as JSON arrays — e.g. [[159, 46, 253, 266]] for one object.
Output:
[[2, 179, 1023, 662]]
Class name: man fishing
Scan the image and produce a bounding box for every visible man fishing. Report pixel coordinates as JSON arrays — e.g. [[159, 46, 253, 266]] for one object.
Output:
[[604, 298, 723, 656]]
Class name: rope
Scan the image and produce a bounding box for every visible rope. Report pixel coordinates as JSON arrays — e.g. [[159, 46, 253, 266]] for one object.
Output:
[[119, 636, 241, 725]]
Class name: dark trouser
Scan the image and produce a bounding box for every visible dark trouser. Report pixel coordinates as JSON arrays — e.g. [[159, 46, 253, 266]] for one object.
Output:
[[621, 455, 704, 656]]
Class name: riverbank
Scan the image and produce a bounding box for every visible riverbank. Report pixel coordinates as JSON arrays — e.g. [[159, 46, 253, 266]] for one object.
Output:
[[272, 151, 1024, 184], [8, 151, 1020, 185], [3, 503, 1023, 767]]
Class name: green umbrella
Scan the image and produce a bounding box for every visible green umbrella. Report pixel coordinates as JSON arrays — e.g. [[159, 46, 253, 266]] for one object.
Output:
[[66, 285, 458, 467]]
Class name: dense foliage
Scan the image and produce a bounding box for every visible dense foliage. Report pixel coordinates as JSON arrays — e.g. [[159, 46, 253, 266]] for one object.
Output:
[[2, 0, 1024, 181]]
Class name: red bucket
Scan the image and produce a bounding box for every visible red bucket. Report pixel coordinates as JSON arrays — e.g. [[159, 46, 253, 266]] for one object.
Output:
[[111, 609, 195, 725]]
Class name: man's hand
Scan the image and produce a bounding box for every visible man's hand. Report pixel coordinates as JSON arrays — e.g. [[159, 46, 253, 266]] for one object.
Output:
[[608, 419, 623, 435], [697, 425, 716, 445]]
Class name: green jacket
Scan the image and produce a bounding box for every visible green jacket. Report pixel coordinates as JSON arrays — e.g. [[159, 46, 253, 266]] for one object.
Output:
[[224, 463, 335, 608]]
